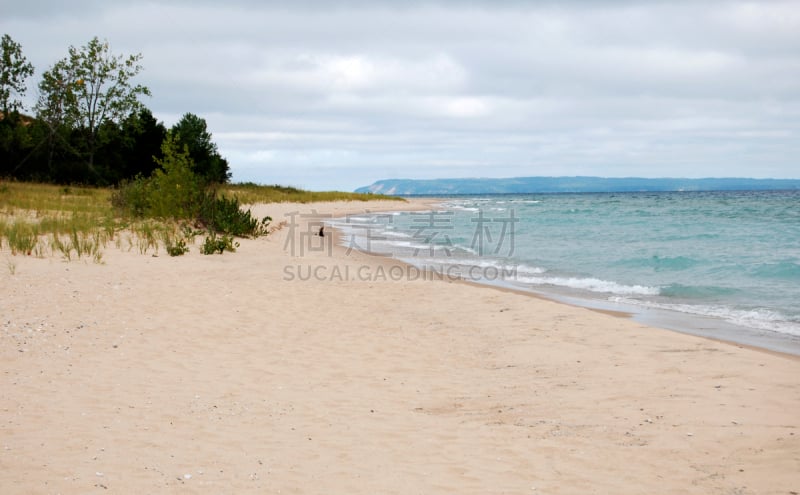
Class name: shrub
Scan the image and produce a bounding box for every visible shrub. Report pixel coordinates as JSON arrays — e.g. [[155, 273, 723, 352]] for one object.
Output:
[[198, 192, 271, 237], [201, 231, 238, 255], [166, 238, 189, 256], [147, 133, 204, 219], [109, 134, 271, 258], [111, 175, 151, 217]]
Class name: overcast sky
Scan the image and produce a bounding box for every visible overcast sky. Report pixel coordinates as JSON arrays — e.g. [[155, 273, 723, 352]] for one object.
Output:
[[2, 0, 798, 190]]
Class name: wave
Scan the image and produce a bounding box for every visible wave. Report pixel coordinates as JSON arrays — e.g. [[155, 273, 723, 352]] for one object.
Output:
[[653, 233, 720, 242], [368, 239, 441, 252], [610, 297, 800, 337], [514, 274, 660, 296], [660, 283, 739, 298], [380, 230, 412, 239], [614, 255, 700, 271], [342, 216, 376, 223], [750, 261, 800, 280], [413, 257, 548, 276]]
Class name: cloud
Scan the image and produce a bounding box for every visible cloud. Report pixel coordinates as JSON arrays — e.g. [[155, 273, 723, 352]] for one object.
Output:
[[1, 0, 798, 190]]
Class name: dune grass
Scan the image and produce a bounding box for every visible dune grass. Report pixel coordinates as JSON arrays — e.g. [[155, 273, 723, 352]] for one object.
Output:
[[219, 183, 405, 204], [0, 182, 116, 261], [0, 182, 113, 215], [1, 180, 399, 263]]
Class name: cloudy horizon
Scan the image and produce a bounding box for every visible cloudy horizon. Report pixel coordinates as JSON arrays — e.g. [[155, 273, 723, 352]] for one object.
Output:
[[2, 0, 798, 190]]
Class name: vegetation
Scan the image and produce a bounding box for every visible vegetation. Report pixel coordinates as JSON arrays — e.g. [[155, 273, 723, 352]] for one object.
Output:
[[172, 113, 230, 184], [220, 182, 405, 204], [111, 132, 271, 239], [198, 193, 271, 237], [0, 34, 229, 187], [0, 33, 403, 262], [1, 177, 401, 262], [0, 34, 35, 115], [39, 37, 151, 173], [200, 231, 238, 255], [0, 181, 118, 261]]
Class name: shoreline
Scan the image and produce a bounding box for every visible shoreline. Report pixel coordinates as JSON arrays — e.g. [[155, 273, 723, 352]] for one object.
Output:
[[2, 198, 798, 493], [328, 198, 800, 359]]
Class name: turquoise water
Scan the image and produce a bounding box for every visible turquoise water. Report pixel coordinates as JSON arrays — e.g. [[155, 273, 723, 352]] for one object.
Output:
[[335, 190, 800, 353]]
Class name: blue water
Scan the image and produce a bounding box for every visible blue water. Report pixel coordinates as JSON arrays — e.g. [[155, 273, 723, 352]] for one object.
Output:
[[334, 191, 800, 354]]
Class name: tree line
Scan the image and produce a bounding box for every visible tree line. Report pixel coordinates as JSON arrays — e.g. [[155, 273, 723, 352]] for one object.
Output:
[[0, 34, 230, 186]]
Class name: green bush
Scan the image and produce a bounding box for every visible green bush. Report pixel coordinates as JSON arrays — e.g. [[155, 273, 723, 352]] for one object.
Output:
[[110, 133, 270, 257], [198, 192, 271, 237], [112, 134, 205, 221], [147, 134, 204, 219], [201, 231, 238, 255], [111, 174, 151, 217], [166, 238, 189, 256]]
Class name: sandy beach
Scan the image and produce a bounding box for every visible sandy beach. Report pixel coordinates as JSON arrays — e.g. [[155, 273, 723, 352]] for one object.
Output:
[[1, 198, 798, 494]]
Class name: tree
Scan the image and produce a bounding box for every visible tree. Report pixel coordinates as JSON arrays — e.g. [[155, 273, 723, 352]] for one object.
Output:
[[0, 34, 34, 116], [171, 113, 231, 184], [37, 36, 150, 177], [0, 34, 35, 178], [118, 108, 167, 180], [90, 109, 166, 184], [96, 108, 167, 184], [34, 59, 79, 176], [148, 132, 203, 219], [0, 113, 34, 178]]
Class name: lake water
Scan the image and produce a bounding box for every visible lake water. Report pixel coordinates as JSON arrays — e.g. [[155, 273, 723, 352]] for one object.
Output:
[[333, 191, 800, 355]]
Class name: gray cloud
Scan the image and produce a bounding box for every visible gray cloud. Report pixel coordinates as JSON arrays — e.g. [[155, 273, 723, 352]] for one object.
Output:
[[2, 0, 798, 190]]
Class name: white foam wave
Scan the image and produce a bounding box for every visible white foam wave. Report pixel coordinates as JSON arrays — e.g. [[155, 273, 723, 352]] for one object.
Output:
[[516, 275, 660, 296], [366, 239, 435, 251], [417, 257, 546, 274], [610, 297, 800, 337], [380, 230, 412, 238]]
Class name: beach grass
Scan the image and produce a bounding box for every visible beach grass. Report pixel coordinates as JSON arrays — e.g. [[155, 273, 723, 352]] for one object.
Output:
[[0, 182, 113, 216], [0, 180, 400, 261], [0, 181, 119, 261], [218, 182, 405, 204]]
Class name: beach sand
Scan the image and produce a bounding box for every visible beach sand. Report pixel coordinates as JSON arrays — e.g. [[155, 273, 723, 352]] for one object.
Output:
[[1, 199, 798, 494]]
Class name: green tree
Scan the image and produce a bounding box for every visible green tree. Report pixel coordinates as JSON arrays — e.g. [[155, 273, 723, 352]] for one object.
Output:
[[94, 108, 166, 184], [34, 59, 79, 176], [0, 34, 34, 116], [0, 34, 35, 178], [37, 37, 150, 178], [148, 132, 203, 219], [171, 113, 231, 184], [121, 108, 167, 179], [0, 114, 34, 178]]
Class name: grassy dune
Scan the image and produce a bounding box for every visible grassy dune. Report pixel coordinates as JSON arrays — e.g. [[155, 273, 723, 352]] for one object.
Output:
[[219, 183, 405, 204], [0, 181, 402, 263]]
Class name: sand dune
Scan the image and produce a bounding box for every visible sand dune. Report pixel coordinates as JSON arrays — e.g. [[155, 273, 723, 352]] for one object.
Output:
[[1, 199, 798, 494]]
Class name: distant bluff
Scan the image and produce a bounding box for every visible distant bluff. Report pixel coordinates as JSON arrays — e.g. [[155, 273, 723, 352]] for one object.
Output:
[[355, 177, 800, 195]]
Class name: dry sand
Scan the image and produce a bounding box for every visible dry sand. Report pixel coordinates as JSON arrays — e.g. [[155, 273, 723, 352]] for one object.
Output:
[[1, 199, 798, 494]]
